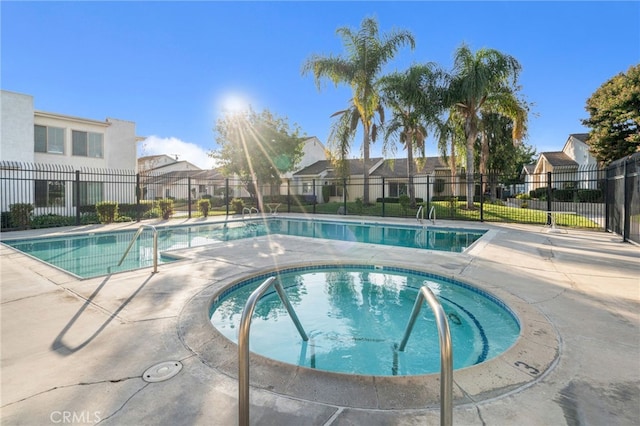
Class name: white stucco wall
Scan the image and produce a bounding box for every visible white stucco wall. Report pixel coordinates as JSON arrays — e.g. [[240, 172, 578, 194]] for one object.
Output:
[[105, 118, 137, 171], [0, 90, 35, 163]]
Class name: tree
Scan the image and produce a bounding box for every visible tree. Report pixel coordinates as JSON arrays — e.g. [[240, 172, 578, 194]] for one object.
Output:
[[379, 64, 444, 207], [446, 43, 525, 209], [475, 113, 535, 201], [302, 16, 415, 204], [582, 64, 640, 164], [210, 108, 305, 210]]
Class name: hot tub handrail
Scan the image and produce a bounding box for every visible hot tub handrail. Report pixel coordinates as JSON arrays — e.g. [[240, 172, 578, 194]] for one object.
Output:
[[238, 276, 309, 426], [398, 285, 452, 426], [116, 224, 158, 273], [416, 205, 424, 224]]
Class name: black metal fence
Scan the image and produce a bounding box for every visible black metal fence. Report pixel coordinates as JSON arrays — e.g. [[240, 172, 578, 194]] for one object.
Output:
[[605, 152, 640, 244], [2, 160, 637, 244]]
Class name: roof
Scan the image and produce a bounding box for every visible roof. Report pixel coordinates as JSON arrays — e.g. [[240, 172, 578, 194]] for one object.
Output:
[[539, 151, 578, 167], [570, 133, 589, 143], [371, 157, 449, 177], [521, 164, 535, 175], [294, 158, 383, 178], [142, 168, 225, 184]]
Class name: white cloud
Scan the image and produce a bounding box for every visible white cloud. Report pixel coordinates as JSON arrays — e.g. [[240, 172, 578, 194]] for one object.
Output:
[[138, 135, 217, 169]]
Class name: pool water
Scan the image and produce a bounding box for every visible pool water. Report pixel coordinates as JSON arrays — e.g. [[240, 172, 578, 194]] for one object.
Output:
[[210, 265, 520, 376], [1, 218, 486, 279]]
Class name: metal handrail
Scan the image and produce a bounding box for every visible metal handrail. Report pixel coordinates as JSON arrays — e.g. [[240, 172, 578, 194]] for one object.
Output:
[[398, 285, 453, 426], [238, 276, 308, 426], [242, 207, 259, 219], [116, 224, 158, 273], [428, 206, 436, 225], [416, 205, 424, 223]]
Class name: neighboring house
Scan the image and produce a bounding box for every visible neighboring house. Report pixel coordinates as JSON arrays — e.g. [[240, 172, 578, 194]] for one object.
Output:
[[292, 158, 384, 202], [0, 90, 140, 213], [137, 137, 327, 201], [529, 133, 600, 191], [137, 155, 225, 200], [520, 164, 536, 195], [293, 156, 466, 203]]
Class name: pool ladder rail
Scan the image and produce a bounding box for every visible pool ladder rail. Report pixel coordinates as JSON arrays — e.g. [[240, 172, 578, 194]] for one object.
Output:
[[417, 205, 436, 225], [114, 224, 159, 274], [238, 276, 308, 426], [237, 279, 452, 426], [242, 207, 259, 219], [399, 284, 453, 426]]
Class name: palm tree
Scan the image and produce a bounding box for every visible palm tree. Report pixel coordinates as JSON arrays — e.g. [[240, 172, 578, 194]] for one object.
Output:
[[379, 64, 443, 208], [446, 43, 525, 209], [302, 17, 415, 204]]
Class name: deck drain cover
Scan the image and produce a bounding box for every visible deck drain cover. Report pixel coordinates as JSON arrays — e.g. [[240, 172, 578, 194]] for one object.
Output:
[[143, 361, 183, 383]]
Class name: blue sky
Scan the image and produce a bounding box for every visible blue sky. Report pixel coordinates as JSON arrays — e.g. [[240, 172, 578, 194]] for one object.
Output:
[[2, 1, 639, 169]]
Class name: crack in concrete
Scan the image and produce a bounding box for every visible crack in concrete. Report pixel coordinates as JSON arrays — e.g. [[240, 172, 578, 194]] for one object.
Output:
[[96, 382, 150, 424], [1, 376, 141, 408]]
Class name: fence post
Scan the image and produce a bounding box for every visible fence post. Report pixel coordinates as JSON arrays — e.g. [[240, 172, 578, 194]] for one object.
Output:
[[479, 174, 484, 222], [426, 175, 431, 216], [75, 170, 81, 226], [225, 178, 229, 217], [287, 180, 291, 213], [546, 172, 553, 225], [313, 179, 316, 214], [381, 177, 385, 217], [136, 173, 141, 222], [188, 176, 192, 219], [623, 158, 630, 242], [343, 178, 347, 215]]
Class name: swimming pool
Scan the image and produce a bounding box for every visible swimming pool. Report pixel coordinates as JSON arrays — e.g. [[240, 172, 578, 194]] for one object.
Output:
[[1, 217, 486, 279], [210, 264, 520, 376]]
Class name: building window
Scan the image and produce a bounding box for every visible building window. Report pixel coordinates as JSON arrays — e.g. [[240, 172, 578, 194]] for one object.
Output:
[[72, 130, 104, 158], [34, 125, 64, 154], [389, 182, 407, 197], [73, 182, 103, 206], [326, 182, 344, 197], [302, 182, 312, 194], [35, 180, 66, 207]]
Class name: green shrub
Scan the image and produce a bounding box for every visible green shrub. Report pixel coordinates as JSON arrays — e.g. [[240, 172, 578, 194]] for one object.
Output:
[[516, 193, 531, 200], [9, 203, 34, 228], [231, 198, 245, 214], [553, 189, 575, 202], [80, 213, 100, 225], [577, 189, 603, 203], [398, 195, 410, 213], [521, 201, 528, 208], [354, 197, 363, 214], [31, 214, 74, 228], [198, 199, 211, 217], [142, 208, 161, 219], [114, 215, 133, 223], [96, 201, 118, 224], [322, 185, 331, 203], [157, 198, 174, 220]]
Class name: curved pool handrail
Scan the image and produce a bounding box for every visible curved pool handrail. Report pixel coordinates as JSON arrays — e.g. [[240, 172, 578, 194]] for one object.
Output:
[[116, 224, 158, 273], [428, 206, 436, 225], [238, 276, 309, 426], [398, 285, 452, 426], [416, 205, 424, 223]]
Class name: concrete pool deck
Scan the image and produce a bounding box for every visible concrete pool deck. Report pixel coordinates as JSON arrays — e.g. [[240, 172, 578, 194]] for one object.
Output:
[[1, 215, 638, 425]]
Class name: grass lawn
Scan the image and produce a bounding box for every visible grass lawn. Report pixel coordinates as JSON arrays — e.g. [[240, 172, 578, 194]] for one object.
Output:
[[174, 200, 600, 229]]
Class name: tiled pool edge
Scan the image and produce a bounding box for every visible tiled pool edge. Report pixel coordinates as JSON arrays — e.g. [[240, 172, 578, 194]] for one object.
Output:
[[178, 261, 560, 410]]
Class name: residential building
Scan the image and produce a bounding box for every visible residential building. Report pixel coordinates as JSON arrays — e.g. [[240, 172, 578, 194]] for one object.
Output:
[[293, 156, 466, 203], [530, 133, 600, 190], [1, 90, 140, 214]]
